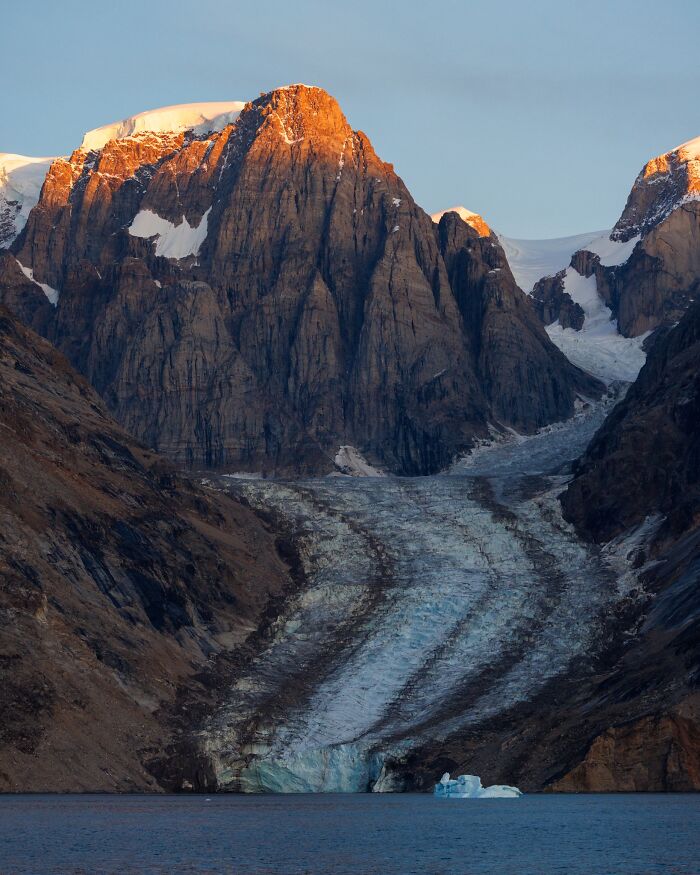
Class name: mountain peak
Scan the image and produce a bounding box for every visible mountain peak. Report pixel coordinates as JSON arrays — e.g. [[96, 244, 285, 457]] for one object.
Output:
[[431, 205, 491, 237], [248, 84, 351, 143], [612, 133, 700, 241]]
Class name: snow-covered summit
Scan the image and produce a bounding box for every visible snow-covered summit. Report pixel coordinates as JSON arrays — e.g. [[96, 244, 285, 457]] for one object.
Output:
[[80, 101, 245, 151], [0, 153, 57, 248], [431, 205, 491, 237]]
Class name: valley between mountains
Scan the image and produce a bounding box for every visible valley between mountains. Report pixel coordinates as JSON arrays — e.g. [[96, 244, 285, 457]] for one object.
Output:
[[0, 86, 698, 793]]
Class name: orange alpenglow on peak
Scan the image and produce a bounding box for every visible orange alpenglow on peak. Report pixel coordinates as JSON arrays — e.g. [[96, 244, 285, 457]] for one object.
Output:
[[611, 134, 700, 240], [431, 206, 492, 237], [640, 135, 700, 192]]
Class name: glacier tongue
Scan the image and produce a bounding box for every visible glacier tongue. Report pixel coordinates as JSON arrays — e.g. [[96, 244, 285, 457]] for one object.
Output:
[[204, 392, 637, 793]]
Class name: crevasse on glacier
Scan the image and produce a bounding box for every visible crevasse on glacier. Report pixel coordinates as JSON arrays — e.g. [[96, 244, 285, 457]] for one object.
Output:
[[203, 390, 640, 792]]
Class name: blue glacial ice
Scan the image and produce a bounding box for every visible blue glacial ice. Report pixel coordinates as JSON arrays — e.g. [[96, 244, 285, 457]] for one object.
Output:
[[204, 390, 646, 793], [434, 773, 522, 798]]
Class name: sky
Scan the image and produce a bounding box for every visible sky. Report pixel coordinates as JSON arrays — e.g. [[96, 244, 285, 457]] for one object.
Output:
[[2, 0, 699, 238]]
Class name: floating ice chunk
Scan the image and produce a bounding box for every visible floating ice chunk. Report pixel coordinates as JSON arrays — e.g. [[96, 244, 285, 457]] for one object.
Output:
[[478, 784, 523, 798], [434, 772, 522, 798]]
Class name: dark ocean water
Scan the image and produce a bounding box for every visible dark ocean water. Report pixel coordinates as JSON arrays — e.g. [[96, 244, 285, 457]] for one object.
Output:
[[0, 793, 698, 875]]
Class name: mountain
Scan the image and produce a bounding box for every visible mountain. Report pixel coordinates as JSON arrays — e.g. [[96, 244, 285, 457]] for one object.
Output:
[[4, 87, 696, 796], [0, 305, 294, 791], [562, 299, 700, 545], [1, 85, 601, 475], [527, 136, 700, 379], [553, 301, 700, 790]]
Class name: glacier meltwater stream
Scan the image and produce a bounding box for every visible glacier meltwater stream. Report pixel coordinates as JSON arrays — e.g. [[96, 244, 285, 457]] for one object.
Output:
[[202, 391, 641, 792]]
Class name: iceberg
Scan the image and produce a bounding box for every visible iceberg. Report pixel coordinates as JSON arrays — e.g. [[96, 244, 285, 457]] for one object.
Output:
[[434, 772, 522, 798]]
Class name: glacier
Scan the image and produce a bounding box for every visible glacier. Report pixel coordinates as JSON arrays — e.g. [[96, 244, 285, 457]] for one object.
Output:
[[498, 229, 608, 292], [200, 389, 642, 793]]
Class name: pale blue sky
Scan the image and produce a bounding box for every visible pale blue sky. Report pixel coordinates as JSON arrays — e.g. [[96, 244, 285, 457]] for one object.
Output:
[[3, 0, 699, 236]]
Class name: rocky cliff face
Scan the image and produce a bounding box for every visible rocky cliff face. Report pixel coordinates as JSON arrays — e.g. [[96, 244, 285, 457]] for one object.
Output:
[[0, 306, 294, 791], [598, 203, 700, 337], [551, 300, 700, 791], [3, 85, 600, 474], [562, 299, 700, 543], [613, 136, 700, 242]]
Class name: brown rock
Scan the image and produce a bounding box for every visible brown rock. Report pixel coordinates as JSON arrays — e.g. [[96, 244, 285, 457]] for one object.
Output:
[[0, 306, 293, 791], [531, 270, 585, 330], [0, 252, 53, 331], [596, 203, 700, 336], [562, 298, 700, 543], [550, 701, 700, 792]]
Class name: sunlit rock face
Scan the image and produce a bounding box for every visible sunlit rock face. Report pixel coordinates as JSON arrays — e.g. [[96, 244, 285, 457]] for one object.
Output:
[[2, 85, 599, 475], [613, 136, 700, 242]]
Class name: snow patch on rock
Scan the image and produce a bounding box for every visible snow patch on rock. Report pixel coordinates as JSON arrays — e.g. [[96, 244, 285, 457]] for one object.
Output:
[[431, 205, 491, 237], [128, 207, 211, 259], [16, 259, 59, 305], [498, 229, 638, 294], [81, 101, 245, 151]]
